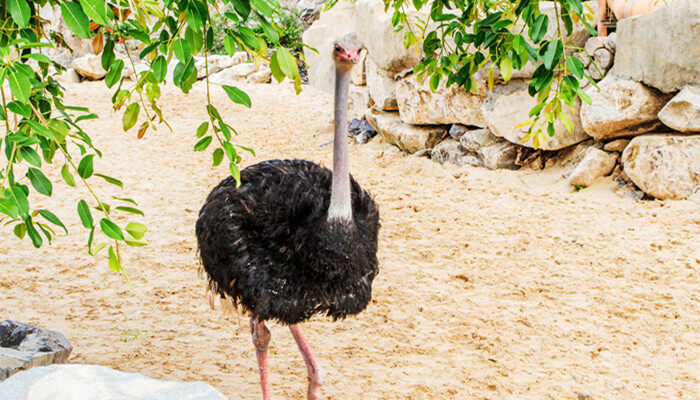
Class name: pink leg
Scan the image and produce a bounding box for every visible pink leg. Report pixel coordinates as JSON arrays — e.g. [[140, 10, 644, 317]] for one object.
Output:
[[250, 318, 272, 400], [289, 325, 326, 400]]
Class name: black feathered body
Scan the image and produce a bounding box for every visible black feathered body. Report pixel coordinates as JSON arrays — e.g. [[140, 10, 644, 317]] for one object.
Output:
[[196, 159, 379, 325]]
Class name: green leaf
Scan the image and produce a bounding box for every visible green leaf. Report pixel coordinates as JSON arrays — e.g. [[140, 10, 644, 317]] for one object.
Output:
[[22, 54, 52, 65], [229, 162, 241, 187], [79, 0, 109, 26], [105, 59, 124, 88], [100, 218, 124, 240], [0, 198, 19, 219], [276, 48, 298, 80], [113, 196, 138, 205], [173, 58, 196, 93], [61, 164, 77, 187], [152, 56, 167, 82], [173, 39, 192, 63], [108, 245, 120, 272], [115, 206, 144, 216], [194, 136, 212, 151], [125, 237, 148, 247], [560, 112, 574, 133], [19, 146, 41, 167], [61, 1, 91, 39], [9, 185, 29, 217], [38, 209, 67, 233], [196, 122, 209, 138], [101, 39, 115, 70], [543, 40, 564, 70], [233, 0, 251, 20], [25, 218, 43, 248], [185, 27, 203, 53], [222, 85, 252, 108], [125, 222, 147, 239], [77, 200, 93, 228], [528, 14, 549, 43], [26, 168, 52, 196], [566, 56, 585, 79], [14, 223, 26, 239], [269, 52, 285, 83], [212, 148, 224, 167], [122, 102, 140, 131], [429, 74, 441, 91], [7, 0, 31, 28], [7, 68, 31, 104], [499, 57, 513, 82], [78, 154, 94, 178], [94, 173, 123, 187]]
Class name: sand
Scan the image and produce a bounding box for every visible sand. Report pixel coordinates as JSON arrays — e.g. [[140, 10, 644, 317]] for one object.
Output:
[[1, 81, 698, 400]]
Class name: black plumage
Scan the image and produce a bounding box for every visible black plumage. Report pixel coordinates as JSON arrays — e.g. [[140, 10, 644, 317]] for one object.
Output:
[[196, 159, 379, 325]]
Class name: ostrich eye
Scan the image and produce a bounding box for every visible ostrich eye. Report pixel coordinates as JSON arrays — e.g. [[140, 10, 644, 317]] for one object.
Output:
[[333, 45, 341, 52]]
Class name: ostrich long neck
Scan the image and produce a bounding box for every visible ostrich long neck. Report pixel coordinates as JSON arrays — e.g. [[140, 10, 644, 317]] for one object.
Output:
[[327, 66, 352, 221]]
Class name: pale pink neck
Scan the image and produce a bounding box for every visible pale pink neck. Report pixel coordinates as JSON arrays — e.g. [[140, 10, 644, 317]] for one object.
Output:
[[328, 66, 352, 221]]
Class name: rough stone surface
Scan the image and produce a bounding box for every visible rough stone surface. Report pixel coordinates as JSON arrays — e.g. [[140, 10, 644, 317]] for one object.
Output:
[[0, 364, 227, 400], [348, 118, 377, 143], [580, 75, 672, 140], [71, 55, 106, 80], [208, 63, 256, 84], [565, 147, 618, 187], [352, 0, 427, 74], [479, 142, 519, 170], [658, 86, 700, 133], [303, 2, 356, 93], [347, 85, 372, 120], [611, 0, 700, 93], [482, 80, 590, 150], [365, 109, 445, 153], [621, 134, 700, 200], [593, 47, 614, 71], [395, 74, 487, 126], [246, 66, 272, 83], [350, 49, 368, 86], [584, 37, 605, 56], [0, 321, 72, 381], [366, 60, 397, 110], [431, 139, 467, 165], [194, 55, 236, 79], [459, 128, 500, 153], [604, 139, 631, 153]]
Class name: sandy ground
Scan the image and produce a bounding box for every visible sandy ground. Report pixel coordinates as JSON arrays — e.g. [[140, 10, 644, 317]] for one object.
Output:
[[1, 81, 698, 400]]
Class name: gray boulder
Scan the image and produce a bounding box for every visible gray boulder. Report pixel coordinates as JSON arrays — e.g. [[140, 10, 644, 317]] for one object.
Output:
[[365, 109, 445, 153], [430, 139, 482, 167], [0, 320, 72, 381], [366, 60, 398, 110], [611, 0, 700, 93], [0, 364, 226, 400], [658, 86, 700, 133], [71, 55, 107, 80], [622, 134, 700, 201], [580, 75, 672, 140], [565, 147, 618, 187], [479, 142, 519, 170], [458, 128, 500, 153]]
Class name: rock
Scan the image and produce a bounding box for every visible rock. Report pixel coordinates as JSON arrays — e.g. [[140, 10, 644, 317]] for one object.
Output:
[[479, 142, 519, 170], [348, 118, 377, 143], [658, 86, 700, 133], [604, 139, 631, 152], [578, 391, 593, 400], [580, 75, 672, 140], [592, 47, 613, 71], [350, 49, 367, 86], [611, 0, 700, 93], [458, 128, 500, 153], [395, 73, 487, 126], [246, 66, 272, 83], [352, 0, 427, 74], [347, 85, 372, 120], [602, 32, 616, 52], [587, 63, 604, 81], [71, 55, 106, 80], [303, 2, 356, 93], [621, 134, 700, 200], [208, 63, 256, 84], [366, 60, 397, 110], [231, 51, 248, 65], [0, 321, 72, 381], [0, 364, 227, 400], [575, 51, 592, 68], [194, 55, 236, 79], [565, 147, 617, 187], [448, 124, 470, 140], [56, 68, 80, 84], [294, 0, 326, 29], [430, 139, 482, 167], [365, 109, 445, 153], [584, 37, 604, 56], [482, 80, 590, 150], [611, 165, 645, 200], [545, 140, 597, 169]]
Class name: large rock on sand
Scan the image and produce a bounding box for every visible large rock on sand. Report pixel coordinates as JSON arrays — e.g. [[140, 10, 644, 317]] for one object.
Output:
[[366, 60, 398, 110], [0, 364, 226, 400], [580, 75, 672, 140], [71, 55, 106, 80], [0, 320, 72, 381], [621, 134, 700, 200], [395, 74, 487, 126], [611, 0, 700, 93], [482, 80, 589, 150], [658, 86, 700, 133], [365, 109, 445, 153]]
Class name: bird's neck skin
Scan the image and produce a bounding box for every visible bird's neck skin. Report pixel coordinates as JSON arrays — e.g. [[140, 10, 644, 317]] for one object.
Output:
[[328, 65, 352, 222]]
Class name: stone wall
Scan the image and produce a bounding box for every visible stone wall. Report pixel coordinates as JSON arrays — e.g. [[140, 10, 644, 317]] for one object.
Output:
[[304, 0, 699, 201]]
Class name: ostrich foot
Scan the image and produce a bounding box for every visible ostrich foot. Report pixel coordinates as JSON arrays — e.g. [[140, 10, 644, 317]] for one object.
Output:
[[250, 318, 272, 400], [289, 325, 326, 400]]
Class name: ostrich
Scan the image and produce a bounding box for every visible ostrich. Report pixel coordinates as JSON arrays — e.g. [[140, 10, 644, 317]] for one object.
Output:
[[195, 33, 379, 400]]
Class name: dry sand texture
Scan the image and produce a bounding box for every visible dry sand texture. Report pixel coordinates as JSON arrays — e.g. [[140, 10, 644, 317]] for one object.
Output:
[[1, 81, 698, 400]]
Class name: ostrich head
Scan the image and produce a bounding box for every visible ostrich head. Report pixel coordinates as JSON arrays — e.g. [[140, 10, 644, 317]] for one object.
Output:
[[332, 33, 362, 71]]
